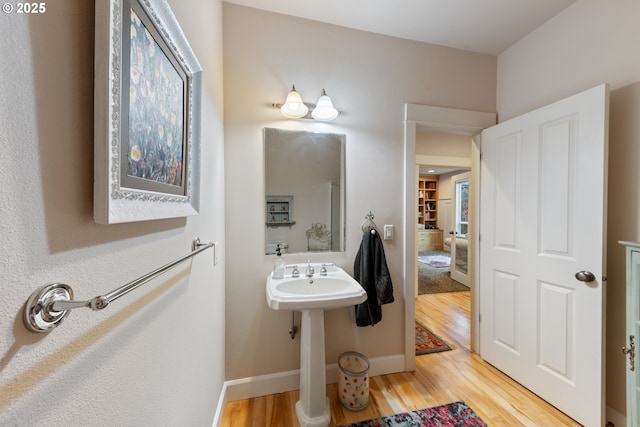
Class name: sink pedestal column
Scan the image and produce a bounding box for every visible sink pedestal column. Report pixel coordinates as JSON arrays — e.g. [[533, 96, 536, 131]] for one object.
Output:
[[296, 309, 330, 427]]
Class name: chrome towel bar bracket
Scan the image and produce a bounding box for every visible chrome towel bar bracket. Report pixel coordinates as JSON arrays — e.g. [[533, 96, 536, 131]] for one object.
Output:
[[23, 237, 216, 333]]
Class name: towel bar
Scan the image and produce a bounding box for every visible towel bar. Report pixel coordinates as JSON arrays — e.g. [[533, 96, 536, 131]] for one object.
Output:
[[23, 237, 216, 333]]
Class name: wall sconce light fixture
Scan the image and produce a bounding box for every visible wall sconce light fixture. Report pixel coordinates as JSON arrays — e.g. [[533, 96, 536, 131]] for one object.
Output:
[[311, 89, 339, 121], [280, 85, 308, 119], [275, 85, 339, 121]]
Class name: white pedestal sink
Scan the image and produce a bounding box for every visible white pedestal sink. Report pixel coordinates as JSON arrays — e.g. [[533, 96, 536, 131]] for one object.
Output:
[[266, 263, 367, 427]]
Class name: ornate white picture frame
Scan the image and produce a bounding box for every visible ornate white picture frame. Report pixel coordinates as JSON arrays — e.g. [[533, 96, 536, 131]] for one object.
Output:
[[94, 0, 202, 224]]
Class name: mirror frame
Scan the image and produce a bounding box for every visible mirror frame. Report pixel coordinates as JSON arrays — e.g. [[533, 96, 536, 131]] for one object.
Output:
[[263, 128, 346, 255]]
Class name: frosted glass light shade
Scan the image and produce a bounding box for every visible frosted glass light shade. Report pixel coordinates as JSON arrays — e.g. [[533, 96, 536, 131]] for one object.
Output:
[[280, 85, 308, 118], [311, 89, 339, 121]]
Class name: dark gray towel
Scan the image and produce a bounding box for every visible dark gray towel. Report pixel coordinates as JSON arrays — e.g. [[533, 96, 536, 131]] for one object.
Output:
[[354, 230, 394, 326]]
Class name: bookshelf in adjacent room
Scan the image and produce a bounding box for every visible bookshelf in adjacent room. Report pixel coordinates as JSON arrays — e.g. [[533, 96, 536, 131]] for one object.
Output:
[[417, 175, 438, 228]]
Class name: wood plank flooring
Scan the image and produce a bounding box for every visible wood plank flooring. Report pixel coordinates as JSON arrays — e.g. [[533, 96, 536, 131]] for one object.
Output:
[[220, 291, 581, 426]]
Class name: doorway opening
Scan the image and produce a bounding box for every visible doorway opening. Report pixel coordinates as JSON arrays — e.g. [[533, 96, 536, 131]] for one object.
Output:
[[402, 104, 496, 372], [414, 161, 472, 366], [416, 166, 470, 296]]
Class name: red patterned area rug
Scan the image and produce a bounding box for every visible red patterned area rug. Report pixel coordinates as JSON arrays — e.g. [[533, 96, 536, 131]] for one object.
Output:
[[416, 321, 452, 355], [338, 400, 488, 427]]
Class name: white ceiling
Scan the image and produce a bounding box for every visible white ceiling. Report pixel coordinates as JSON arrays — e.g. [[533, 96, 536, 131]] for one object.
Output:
[[223, 0, 576, 56]]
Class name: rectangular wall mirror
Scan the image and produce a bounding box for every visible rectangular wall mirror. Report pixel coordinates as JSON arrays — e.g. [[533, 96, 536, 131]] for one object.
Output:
[[264, 128, 345, 254]]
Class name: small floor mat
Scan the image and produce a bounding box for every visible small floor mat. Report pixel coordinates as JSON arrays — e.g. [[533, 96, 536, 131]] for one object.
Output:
[[415, 321, 453, 355], [418, 255, 451, 268]]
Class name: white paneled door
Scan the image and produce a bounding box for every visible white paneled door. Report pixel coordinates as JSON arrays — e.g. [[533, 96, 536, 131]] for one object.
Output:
[[479, 84, 609, 427]]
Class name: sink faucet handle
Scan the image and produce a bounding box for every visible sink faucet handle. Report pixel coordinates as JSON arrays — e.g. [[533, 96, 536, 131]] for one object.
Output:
[[320, 265, 328, 276], [292, 267, 299, 277], [305, 260, 314, 277]]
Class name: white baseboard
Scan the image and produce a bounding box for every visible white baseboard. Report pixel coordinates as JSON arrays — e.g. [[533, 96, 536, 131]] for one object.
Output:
[[221, 353, 405, 403], [606, 405, 625, 427]]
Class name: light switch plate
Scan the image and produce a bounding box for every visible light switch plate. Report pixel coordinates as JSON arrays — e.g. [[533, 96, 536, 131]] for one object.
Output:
[[383, 224, 394, 240]]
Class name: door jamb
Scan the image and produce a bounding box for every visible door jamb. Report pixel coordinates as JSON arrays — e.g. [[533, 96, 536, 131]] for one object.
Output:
[[403, 104, 496, 371]]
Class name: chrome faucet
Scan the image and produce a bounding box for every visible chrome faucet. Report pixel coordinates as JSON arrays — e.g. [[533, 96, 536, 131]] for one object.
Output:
[[292, 267, 299, 277], [305, 261, 315, 277], [320, 264, 328, 276]]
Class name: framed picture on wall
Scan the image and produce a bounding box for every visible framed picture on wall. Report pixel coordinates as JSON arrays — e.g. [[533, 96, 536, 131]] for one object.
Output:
[[94, 0, 202, 224]]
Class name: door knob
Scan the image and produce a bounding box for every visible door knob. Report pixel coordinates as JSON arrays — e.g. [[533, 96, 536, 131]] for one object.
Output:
[[575, 271, 596, 282]]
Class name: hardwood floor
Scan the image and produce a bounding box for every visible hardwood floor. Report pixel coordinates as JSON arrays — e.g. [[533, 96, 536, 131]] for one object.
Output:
[[220, 292, 581, 426]]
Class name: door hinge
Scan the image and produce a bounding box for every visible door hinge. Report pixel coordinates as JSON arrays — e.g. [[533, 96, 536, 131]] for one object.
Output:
[[622, 335, 635, 372]]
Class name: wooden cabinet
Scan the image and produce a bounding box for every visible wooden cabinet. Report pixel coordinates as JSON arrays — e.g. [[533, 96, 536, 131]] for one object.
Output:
[[418, 176, 438, 228], [418, 229, 443, 251], [621, 241, 640, 427]]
